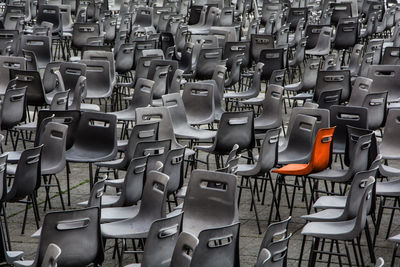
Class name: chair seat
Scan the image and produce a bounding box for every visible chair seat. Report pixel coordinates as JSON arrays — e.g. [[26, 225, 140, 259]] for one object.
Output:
[[15, 121, 37, 131], [290, 92, 313, 100], [86, 90, 112, 99], [278, 151, 309, 165], [240, 97, 264, 106], [379, 144, 400, 160], [125, 264, 141, 267], [78, 195, 120, 208], [96, 158, 125, 169], [3, 151, 22, 163], [101, 217, 152, 239], [236, 164, 257, 176], [379, 164, 400, 178], [376, 179, 400, 196], [224, 91, 258, 100], [151, 99, 163, 107], [301, 208, 344, 222], [101, 205, 140, 223], [284, 82, 302, 92], [273, 164, 311, 176], [301, 218, 357, 240], [13, 260, 34, 267], [66, 148, 115, 163], [188, 26, 211, 35], [389, 233, 400, 243], [312, 195, 347, 210], [308, 169, 348, 182], [174, 127, 216, 140], [305, 48, 330, 56], [104, 178, 124, 188], [109, 109, 135, 121]]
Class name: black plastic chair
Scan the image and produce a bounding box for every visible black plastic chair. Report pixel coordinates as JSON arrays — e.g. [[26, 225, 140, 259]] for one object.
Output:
[[14, 207, 104, 267], [66, 111, 117, 190]]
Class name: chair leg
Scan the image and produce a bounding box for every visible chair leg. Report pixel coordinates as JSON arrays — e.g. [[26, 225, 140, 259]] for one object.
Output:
[[351, 239, 360, 267], [249, 178, 261, 234], [335, 240, 343, 267], [298, 234, 306, 267], [391, 243, 399, 267], [54, 174, 65, 210], [365, 220, 376, 264], [308, 237, 320, 267], [344, 241, 352, 266], [66, 162, 71, 206], [374, 196, 385, 246], [1, 204, 11, 250], [386, 197, 399, 239], [356, 236, 364, 267]]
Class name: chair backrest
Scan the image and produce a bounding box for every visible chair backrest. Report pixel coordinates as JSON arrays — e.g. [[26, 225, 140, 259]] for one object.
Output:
[[68, 111, 117, 161], [362, 91, 387, 130], [0, 56, 25, 94], [256, 84, 283, 130], [182, 82, 215, 125], [215, 111, 255, 154], [170, 232, 199, 267], [20, 35, 51, 69], [37, 207, 103, 267], [72, 22, 101, 49], [115, 43, 135, 74], [317, 89, 342, 109], [256, 248, 271, 267], [255, 128, 280, 175], [301, 58, 320, 90], [11, 69, 46, 106], [259, 48, 285, 81], [7, 145, 43, 201], [191, 222, 240, 267], [87, 179, 105, 208], [266, 233, 292, 267], [77, 60, 112, 97], [183, 169, 237, 236], [379, 108, 400, 156], [250, 34, 274, 63], [347, 43, 363, 76], [347, 77, 373, 106], [169, 69, 184, 94], [135, 106, 181, 149], [36, 4, 61, 34], [124, 121, 158, 164], [82, 50, 115, 83], [304, 24, 330, 49], [39, 122, 68, 175], [351, 176, 375, 237], [163, 147, 185, 195], [59, 62, 87, 92], [196, 47, 223, 80], [344, 126, 376, 168], [314, 70, 351, 103], [140, 212, 183, 267], [260, 217, 290, 250], [309, 127, 335, 172], [224, 41, 250, 69], [367, 64, 400, 102], [0, 86, 26, 130], [329, 105, 368, 153], [334, 17, 358, 50], [40, 243, 62, 267], [381, 46, 400, 65]]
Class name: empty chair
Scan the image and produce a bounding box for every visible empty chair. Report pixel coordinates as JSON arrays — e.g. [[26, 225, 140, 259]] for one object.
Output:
[[170, 232, 199, 267], [182, 82, 215, 125], [66, 112, 117, 189], [367, 65, 400, 102], [195, 47, 223, 80], [314, 70, 351, 103], [20, 35, 51, 69], [305, 26, 332, 56], [347, 77, 373, 106], [254, 84, 284, 133], [379, 108, 400, 162], [362, 91, 387, 130], [190, 223, 240, 267], [0, 56, 26, 96], [14, 207, 104, 267]]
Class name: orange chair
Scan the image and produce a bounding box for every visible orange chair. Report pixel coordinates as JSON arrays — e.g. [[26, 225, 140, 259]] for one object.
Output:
[[272, 127, 335, 215]]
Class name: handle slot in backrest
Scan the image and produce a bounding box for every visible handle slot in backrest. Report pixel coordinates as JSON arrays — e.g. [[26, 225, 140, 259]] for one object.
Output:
[[374, 70, 395, 77], [153, 181, 166, 193], [88, 120, 110, 128], [228, 117, 248, 125], [158, 224, 179, 239], [139, 129, 156, 138], [337, 113, 361, 121], [171, 155, 184, 164], [324, 75, 344, 82], [57, 218, 90, 231], [200, 180, 227, 191], [144, 147, 165, 156], [207, 234, 233, 248]]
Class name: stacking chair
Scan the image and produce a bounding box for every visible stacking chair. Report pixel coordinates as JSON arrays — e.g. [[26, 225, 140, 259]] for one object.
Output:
[[237, 129, 280, 232], [182, 169, 238, 236], [170, 232, 199, 267], [314, 70, 351, 103], [194, 47, 223, 80], [66, 112, 117, 190], [190, 223, 240, 267], [195, 111, 254, 169], [182, 82, 215, 125], [5, 145, 43, 234], [362, 91, 387, 131], [14, 207, 104, 267], [19, 35, 51, 69], [367, 65, 400, 103], [347, 77, 373, 106], [250, 34, 274, 62], [305, 26, 332, 56], [101, 171, 169, 264], [301, 177, 375, 266], [124, 212, 183, 267]]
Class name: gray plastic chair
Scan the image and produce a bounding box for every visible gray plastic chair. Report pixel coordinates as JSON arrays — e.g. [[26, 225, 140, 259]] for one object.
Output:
[[101, 171, 169, 265], [124, 212, 183, 267], [162, 93, 216, 140], [301, 177, 375, 266], [367, 65, 400, 102], [170, 232, 199, 267], [0, 56, 26, 96], [182, 82, 215, 125], [362, 91, 387, 130], [182, 170, 238, 236], [190, 223, 240, 267], [305, 26, 332, 56], [237, 129, 280, 232], [378, 108, 400, 160], [66, 112, 117, 189], [347, 77, 373, 107], [14, 207, 104, 267], [254, 84, 284, 133], [40, 243, 61, 267]]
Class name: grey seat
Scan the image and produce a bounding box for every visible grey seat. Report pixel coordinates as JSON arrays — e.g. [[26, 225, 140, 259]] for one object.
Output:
[[254, 84, 284, 133], [124, 212, 183, 267], [14, 207, 104, 267], [305, 26, 332, 56]]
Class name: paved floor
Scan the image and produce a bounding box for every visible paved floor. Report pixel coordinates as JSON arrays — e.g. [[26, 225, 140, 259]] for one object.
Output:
[[3, 104, 399, 267]]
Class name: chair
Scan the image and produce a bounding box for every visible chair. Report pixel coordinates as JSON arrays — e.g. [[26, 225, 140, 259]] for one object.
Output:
[[329, 105, 368, 155], [301, 177, 375, 266], [362, 91, 387, 130], [305, 26, 332, 56], [14, 207, 104, 267], [195, 111, 254, 169], [182, 82, 215, 125], [333, 17, 359, 50], [317, 89, 342, 109], [259, 48, 285, 82], [367, 65, 400, 102], [254, 84, 284, 133], [237, 129, 280, 232], [66, 112, 117, 189], [250, 34, 274, 63], [101, 171, 169, 264], [314, 70, 351, 103], [124, 212, 183, 267], [0, 56, 26, 96], [77, 60, 113, 111], [255, 248, 271, 267], [19, 35, 51, 69], [347, 77, 373, 106], [170, 232, 199, 267], [82, 50, 116, 86], [195, 47, 223, 80], [5, 145, 43, 234], [190, 223, 240, 267], [162, 93, 216, 141], [182, 169, 238, 236]]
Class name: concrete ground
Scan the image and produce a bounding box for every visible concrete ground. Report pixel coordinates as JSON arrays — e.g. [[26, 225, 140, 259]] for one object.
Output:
[[2, 102, 399, 267]]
